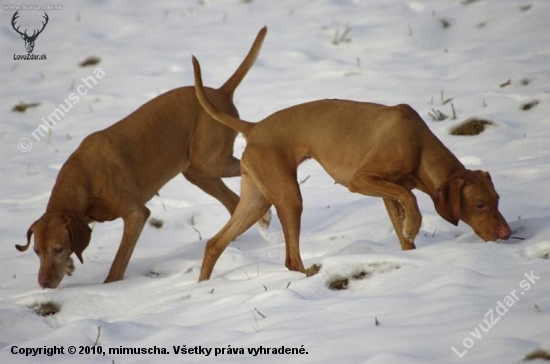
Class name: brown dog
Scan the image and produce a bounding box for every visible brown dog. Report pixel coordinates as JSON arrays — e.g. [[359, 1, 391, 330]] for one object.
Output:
[[17, 27, 268, 289], [192, 56, 512, 281]]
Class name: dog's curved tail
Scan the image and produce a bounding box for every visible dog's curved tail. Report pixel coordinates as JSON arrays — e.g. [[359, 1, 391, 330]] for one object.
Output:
[[193, 56, 255, 137], [219, 26, 267, 95]]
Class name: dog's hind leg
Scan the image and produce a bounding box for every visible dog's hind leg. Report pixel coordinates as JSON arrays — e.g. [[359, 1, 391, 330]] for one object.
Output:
[[266, 180, 305, 273], [198, 174, 271, 281], [183, 168, 240, 215], [244, 151, 305, 273]]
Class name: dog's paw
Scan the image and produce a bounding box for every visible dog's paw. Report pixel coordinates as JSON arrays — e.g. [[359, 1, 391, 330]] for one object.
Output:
[[257, 209, 272, 229], [65, 257, 75, 276], [403, 213, 422, 241]]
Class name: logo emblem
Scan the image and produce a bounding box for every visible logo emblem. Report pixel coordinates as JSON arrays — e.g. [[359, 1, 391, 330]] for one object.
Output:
[[11, 10, 49, 54]]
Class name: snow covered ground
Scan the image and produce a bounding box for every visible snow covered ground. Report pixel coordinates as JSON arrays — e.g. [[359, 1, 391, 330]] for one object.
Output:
[[1, 0, 549, 362]]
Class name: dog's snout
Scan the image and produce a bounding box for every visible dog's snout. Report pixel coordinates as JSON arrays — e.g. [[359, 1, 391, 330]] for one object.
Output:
[[498, 224, 512, 240], [39, 277, 52, 289]]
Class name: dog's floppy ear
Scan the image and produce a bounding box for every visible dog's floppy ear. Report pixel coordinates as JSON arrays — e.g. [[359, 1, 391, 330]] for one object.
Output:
[[17, 220, 39, 252], [64, 214, 91, 264], [478, 170, 494, 187], [434, 177, 465, 226]]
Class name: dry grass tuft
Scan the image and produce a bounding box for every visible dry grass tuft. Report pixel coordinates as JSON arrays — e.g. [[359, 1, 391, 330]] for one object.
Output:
[[12, 102, 40, 113]]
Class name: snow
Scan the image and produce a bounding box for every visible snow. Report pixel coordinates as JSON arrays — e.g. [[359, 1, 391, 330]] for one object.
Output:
[[1, 0, 550, 363]]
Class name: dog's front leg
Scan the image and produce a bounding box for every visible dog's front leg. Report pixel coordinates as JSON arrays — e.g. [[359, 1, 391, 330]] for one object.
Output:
[[104, 206, 150, 283], [348, 172, 421, 250], [383, 198, 416, 250]]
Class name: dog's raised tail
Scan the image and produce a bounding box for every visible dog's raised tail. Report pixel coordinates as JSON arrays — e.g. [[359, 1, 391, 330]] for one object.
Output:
[[219, 26, 267, 95], [193, 56, 254, 137]]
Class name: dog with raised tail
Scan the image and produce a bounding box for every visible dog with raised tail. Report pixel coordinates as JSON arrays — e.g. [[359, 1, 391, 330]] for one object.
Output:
[[191, 55, 511, 282], [18, 27, 269, 289]]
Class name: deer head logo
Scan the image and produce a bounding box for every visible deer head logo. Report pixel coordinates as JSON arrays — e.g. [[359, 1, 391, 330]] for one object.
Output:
[[11, 11, 49, 54]]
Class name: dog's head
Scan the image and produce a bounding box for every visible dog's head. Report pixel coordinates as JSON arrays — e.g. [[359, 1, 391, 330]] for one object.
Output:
[[17, 212, 91, 288], [434, 170, 512, 242]]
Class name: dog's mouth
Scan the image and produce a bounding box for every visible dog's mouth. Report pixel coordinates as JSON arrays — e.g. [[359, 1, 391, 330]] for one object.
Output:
[[39, 261, 72, 289], [475, 223, 512, 243], [39, 279, 61, 289], [482, 233, 514, 243], [477, 232, 509, 243]]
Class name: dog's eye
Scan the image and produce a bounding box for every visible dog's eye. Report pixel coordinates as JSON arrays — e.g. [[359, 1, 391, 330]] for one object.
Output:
[[53, 247, 64, 254], [475, 203, 486, 210]]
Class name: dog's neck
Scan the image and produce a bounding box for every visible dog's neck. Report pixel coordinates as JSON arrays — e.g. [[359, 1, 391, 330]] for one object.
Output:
[[46, 173, 88, 218], [417, 143, 465, 198]]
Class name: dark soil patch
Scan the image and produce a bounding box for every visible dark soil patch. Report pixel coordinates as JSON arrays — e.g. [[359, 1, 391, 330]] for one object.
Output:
[[521, 100, 539, 111], [324, 263, 402, 290], [328, 278, 349, 290], [450, 118, 494, 136], [524, 349, 550, 361], [32, 302, 60, 317], [148, 218, 164, 229], [439, 19, 451, 28], [80, 56, 101, 67]]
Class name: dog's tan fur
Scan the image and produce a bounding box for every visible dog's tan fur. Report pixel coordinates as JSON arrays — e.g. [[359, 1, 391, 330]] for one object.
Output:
[[192, 56, 512, 282], [17, 27, 268, 288]]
